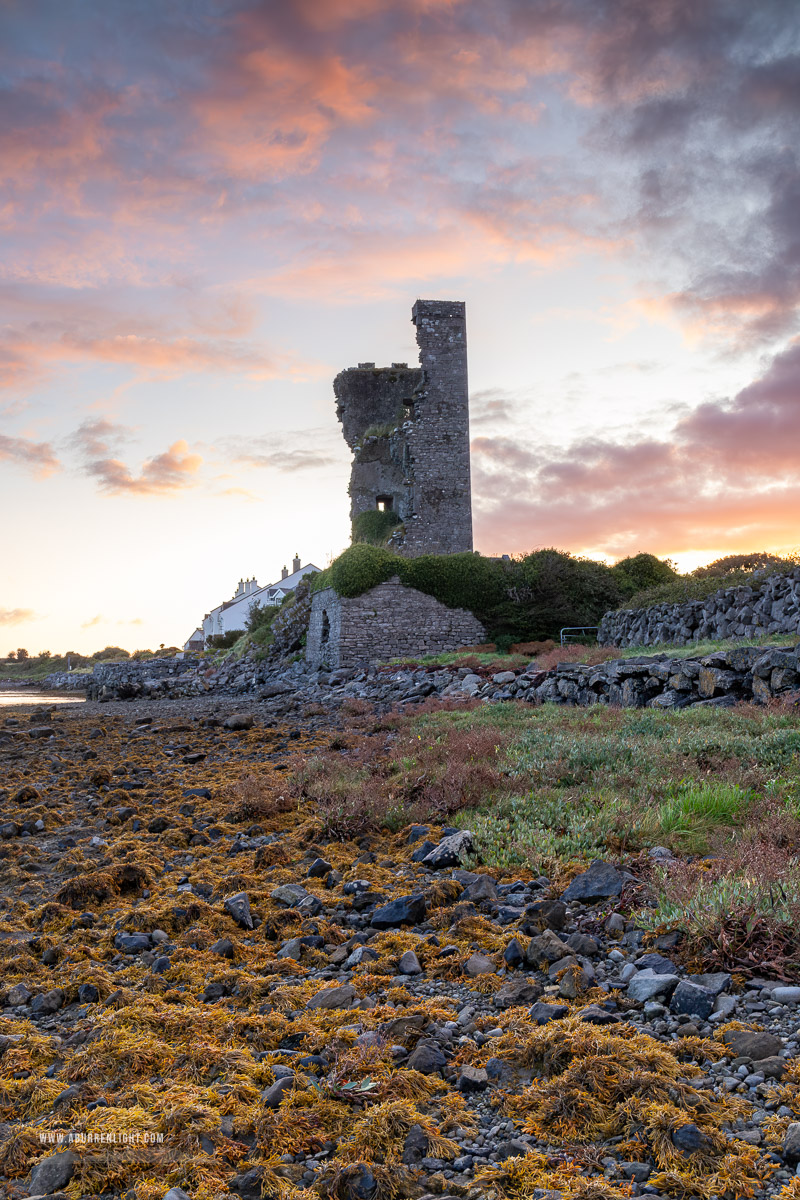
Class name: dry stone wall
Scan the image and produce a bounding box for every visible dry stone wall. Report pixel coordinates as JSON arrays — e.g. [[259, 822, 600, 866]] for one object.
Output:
[[306, 577, 486, 670], [598, 568, 800, 648]]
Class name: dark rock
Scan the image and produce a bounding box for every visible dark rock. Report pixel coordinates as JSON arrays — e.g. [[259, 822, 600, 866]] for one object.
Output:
[[401, 1124, 429, 1164], [493, 979, 542, 1009], [463, 952, 494, 976], [229, 1167, 265, 1200], [29, 1151, 76, 1194], [496, 1138, 532, 1161], [671, 1123, 709, 1153], [31, 988, 65, 1014], [528, 1001, 569, 1024], [262, 1076, 294, 1108], [783, 1122, 800, 1163], [211, 938, 235, 958], [406, 1042, 447, 1074], [341, 1163, 377, 1200], [562, 859, 623, 902], [670, 979, 716, 1020], [307, 857, 332, 878], [503, 937, 526, 968], [521, 898, 567, 931], [270, 883, 309, 907], [721, 1029, 783, 1060], [77, 983, 99, 1006], [635, 952, 678, 974], [577, 1003, 621, 1025], [463, 876, 497, 902], [458, 1065, 489, 1092], [115, 933, 151, 953], [223, 892, 254, 930], [371, 894, 426, 929]]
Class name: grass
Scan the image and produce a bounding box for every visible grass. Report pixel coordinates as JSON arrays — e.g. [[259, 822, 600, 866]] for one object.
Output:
[[292, 700, 800, 878], [383, 631, 796, 673]]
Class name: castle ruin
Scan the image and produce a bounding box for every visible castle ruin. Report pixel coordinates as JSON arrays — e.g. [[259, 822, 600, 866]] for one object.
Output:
[[334, 299, 473, 556], [307, 300, 485, 671]]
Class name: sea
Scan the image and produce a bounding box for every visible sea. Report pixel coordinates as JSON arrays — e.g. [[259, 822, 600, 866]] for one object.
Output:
[[0, 690, 85, 707]]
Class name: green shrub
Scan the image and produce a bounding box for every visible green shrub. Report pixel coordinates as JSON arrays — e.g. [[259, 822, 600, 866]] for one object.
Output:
[[314, 543, 398, 597], [206, 629, 245, 649], [621, 552, 799, 609], [352, 509, 401, 546], [246, 600, 279, 633], [611, 553, 677, 598], [401, 552, 506, 618], [315, 545, 629, 642]]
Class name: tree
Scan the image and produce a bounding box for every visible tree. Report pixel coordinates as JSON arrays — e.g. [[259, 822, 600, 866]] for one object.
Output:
[[16, 648, 28, 661], [7, 651, 16, 661], [612, 553, 677, 598], [91, 646, 131, 661]]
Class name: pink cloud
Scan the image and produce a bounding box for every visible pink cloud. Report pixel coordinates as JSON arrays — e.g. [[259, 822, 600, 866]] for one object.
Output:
[[472, 338, 800, 558], [0, 432, 59, 476]]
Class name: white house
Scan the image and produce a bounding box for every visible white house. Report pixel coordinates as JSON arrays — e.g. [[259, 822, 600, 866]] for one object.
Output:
[[198, 555, 321, 645]]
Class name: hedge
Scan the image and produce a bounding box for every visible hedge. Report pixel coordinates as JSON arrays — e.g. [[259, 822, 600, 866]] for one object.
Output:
[[312, 544, 677, 643]]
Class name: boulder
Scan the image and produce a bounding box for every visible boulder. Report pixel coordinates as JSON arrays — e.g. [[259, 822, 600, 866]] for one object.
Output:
[[463, 952, 494, 977], [529, 1001, 569, 1025], [397, 950, 423, 975], [371, 894, 426, 929], [406, 1042, 447, 1075], [223, 892, 254, 930], [670, 979, 716, 1020], [627, 971, 679, 1003], [493, 979, 542, 1009], [224, 713, 254, 730], [721, 1029, 783, 1060], [262, 1076, 294, 1108], [562, 860, 623, 902], [28, 1151, 76, 1195], [421, 830, 474, 869], [306, 985, 357, 1010], [458, 1065, 489, 1093]]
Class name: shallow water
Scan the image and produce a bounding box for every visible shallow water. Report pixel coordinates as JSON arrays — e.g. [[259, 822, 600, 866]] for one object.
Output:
[[0, 689, 85, 707]]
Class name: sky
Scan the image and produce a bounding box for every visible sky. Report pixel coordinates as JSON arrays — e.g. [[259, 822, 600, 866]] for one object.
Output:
[[1, 0, 799, 654]]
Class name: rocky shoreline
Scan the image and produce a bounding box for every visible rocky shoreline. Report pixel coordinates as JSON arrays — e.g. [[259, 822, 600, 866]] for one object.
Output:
[[54, 642, 800, 714], [2, 699, 800, 1199]]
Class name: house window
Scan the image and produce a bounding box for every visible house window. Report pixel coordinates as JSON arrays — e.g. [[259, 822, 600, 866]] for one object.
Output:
[[376, 495, 393, 512], [321, 612, 330, 644], [402, 399, 414, 419]]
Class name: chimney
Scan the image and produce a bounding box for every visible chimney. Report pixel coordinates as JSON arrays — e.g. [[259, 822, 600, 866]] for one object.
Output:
[[281, 565, 288, 580], [293, 554, 301, 574]]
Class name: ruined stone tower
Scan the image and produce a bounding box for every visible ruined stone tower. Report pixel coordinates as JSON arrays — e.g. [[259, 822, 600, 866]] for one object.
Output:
[[334, 299, 473, 556]]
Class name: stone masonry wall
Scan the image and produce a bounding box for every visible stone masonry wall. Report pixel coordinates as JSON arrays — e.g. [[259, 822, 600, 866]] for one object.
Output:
[[598, 568, 800, 648], [334, 300, 472, 557], [402, 299, 473, 555], [306, 577, 486, 670]]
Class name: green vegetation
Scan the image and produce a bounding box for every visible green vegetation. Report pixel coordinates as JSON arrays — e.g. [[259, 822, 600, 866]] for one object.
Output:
[[622, 550, 799, 609], [352, 508, 402, 546], [313, 544, 679, 643], [205, 630, 246, 650]]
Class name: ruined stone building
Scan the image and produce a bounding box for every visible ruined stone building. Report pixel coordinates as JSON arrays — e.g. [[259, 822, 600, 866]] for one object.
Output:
[[333, 299, 473, 556], [307, 300, 486, 670]]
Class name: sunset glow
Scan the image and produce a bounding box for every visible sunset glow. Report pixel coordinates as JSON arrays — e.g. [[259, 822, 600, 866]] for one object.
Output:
[[1, 0, 799, 653]]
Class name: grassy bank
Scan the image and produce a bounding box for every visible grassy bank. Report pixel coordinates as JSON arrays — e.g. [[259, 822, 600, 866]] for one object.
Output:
[[297, 698, 800, 975]]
